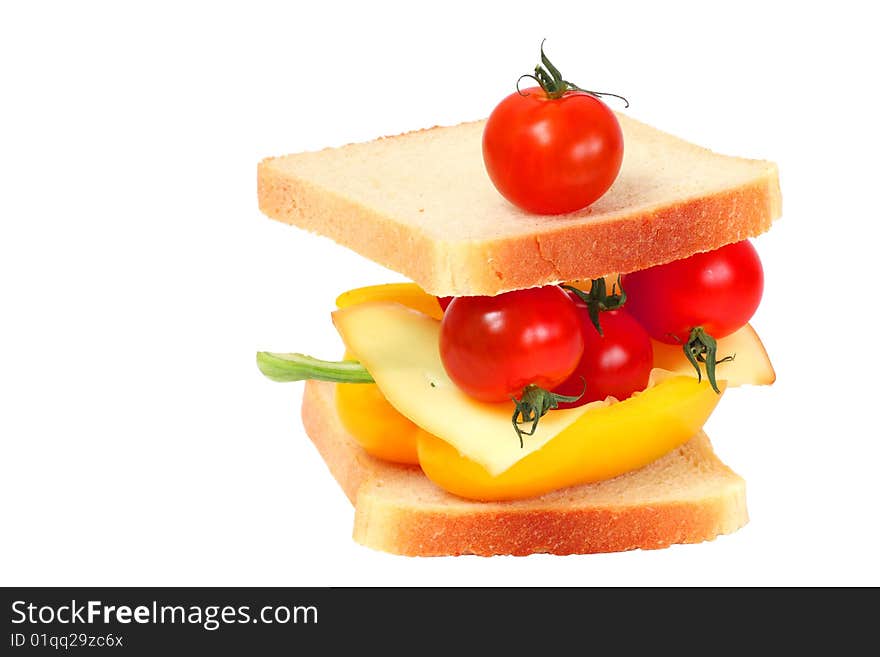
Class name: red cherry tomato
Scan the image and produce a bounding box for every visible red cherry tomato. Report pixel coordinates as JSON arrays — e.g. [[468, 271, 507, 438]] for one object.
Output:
[[437, 296, 453, 311], [439, 286, 583, 403], [553, 302, 653, 408], [622, 240, 764, 344], [482, 87, 624, 215]]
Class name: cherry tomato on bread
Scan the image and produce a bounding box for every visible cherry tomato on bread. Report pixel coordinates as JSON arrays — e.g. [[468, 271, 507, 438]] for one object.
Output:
[[483, 88, 623, 215], [439, 286, 583, 403], [482, 43, 627, 215]]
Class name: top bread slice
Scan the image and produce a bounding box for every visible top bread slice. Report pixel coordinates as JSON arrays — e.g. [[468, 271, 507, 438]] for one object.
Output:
[[258, 114, 781, 296]]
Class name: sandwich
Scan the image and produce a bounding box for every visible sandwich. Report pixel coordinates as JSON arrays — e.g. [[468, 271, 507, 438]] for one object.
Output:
[[254, 51, 780, 556]]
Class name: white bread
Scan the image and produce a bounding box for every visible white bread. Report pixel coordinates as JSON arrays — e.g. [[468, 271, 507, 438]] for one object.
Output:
[[258, 115, 781, 296], [301, 380, 748, 557]]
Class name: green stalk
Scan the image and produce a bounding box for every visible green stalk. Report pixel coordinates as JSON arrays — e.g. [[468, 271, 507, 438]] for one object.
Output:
[[562, 275, 627, 336], [517, 41, 630, 107], [683, 328, 735, 394], [256, 352, 374, 384]]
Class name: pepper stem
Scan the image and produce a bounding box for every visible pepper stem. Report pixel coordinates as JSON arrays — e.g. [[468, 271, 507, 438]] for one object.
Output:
[[256, 352, 374, 384]]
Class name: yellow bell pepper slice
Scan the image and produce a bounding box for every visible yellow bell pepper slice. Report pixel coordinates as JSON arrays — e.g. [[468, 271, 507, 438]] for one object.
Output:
[[336, 375, 424, 464], [333, 284, 442, 464], [335, 283, 443, 320], [417, 375, 724, 501]]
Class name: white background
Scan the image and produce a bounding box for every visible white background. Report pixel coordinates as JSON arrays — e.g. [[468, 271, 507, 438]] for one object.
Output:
[[2, 1, 878, 586]]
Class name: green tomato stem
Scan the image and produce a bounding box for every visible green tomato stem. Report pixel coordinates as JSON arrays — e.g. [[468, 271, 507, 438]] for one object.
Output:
[[256, 352, 374, 384], [562, 275, 627, 336], [516, 40, 630, 107], [511, 382, 585, 448], [683, 327, 735, 394]]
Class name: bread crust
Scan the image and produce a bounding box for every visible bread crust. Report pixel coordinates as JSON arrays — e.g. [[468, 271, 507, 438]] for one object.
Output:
[[486, 176, 780, 292], [258, 116, 781, 296], [300, 380, 748, 557]]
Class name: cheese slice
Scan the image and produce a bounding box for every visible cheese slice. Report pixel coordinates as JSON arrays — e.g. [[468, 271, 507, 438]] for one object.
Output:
[[332, 302, 608, 476], [651, 323, 776, 387]]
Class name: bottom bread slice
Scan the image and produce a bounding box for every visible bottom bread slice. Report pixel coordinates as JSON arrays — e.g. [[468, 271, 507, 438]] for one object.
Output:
[[301, 380, 748, 556]]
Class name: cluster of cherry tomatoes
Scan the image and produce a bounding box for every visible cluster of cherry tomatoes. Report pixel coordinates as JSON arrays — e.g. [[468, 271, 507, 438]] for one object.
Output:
[[447, 45, 765, 432], [438, 240, 764, 412]]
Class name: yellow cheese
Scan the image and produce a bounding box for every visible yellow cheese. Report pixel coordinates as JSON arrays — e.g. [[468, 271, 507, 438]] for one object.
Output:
[[332, 302, 608, 476], [651, 323, 776, 387]]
